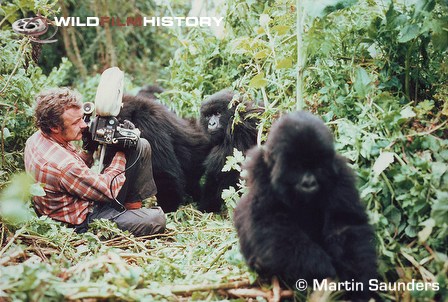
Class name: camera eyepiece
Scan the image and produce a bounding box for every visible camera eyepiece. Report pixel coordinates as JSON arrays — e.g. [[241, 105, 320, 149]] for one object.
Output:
[[83, 102, 95, 115]]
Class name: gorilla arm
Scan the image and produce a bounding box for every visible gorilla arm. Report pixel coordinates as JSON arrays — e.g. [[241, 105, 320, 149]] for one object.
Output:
[[319, 155, 377, 297], [321, 155, 370, 244]]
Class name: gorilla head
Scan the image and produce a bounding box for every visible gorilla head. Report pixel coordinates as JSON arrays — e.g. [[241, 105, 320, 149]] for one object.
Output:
[[263, 111, 336, 203], [200, 89, 235, 145]]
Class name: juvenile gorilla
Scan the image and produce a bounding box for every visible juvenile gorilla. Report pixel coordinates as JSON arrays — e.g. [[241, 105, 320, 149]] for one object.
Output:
[[199, 90, 261, 212], [234, 111, 377, 301], [118, 95, 210, 212]]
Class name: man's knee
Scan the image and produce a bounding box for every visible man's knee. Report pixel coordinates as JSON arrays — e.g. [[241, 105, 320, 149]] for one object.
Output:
[[122, 206, 166, 237], [138, 138, 152, 159], [146, 206, 166, 234]]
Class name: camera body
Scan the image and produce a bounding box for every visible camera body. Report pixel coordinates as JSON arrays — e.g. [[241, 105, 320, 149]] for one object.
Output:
[[83, 102, 140, 149], [82, 67, 139, 150]]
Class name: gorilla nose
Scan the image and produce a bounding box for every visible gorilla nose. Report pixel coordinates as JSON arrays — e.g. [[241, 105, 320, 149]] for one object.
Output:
[[208, 119, 219, 131], [299, 173, 318, 193]]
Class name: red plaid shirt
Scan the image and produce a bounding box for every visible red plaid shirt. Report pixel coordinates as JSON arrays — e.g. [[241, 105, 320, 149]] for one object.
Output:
[[24, 130, 126, 225]]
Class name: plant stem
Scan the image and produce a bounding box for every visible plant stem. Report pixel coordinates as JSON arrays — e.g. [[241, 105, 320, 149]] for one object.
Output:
[[296, 0, 305, 110], [171, 280, 251, 295], [0, 225, 26, 258]]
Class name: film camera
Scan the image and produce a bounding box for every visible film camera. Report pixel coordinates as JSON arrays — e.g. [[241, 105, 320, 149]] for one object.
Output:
[[83, 103, 140, 148], [83, 67, 140, 150]]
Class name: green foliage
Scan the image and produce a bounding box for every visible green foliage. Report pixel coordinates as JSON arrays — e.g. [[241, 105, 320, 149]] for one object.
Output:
[[0, 173, 36, 228], [0, 205, 253, 301], [221, 149, 248, 217], [0, 31, 72, 187]]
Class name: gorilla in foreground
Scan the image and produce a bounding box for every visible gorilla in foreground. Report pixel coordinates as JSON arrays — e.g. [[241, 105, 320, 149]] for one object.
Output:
[[234, 111, 377, 301]]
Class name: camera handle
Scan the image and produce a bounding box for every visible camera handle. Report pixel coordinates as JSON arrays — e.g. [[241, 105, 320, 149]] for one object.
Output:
[[97, 144, 107, 174]]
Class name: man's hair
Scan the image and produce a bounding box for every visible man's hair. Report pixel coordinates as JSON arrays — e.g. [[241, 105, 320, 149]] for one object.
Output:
[[34, 87, 83, 134]]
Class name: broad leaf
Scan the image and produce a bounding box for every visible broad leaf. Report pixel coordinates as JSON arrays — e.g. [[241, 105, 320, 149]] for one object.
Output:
[[373, 152, 395, 177]]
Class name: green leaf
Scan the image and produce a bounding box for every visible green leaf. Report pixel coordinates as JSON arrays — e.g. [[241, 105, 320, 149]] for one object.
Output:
[[416, 100, 434, 115], [431, 162, 447, 187], [276, 58, 293, 69], [249, 72, 268, 89], [254, 49, 270, 59], [221, 186, 236, 200], [272, 25, 290, 35], [0, 173, 35, 226], [405, 225, 418, 238], [398, 24, 420, 43], [432, 30, 448, 51], [222, 149, 244, 172], [30, 183, 46, 197], [385, 206, 402, 226], [353, 67, 372, 98], [2, 127, 11, 139], [259, 14, 270, 27], [373, 152, 395, 177], [431, 190, 448, 224], [400, 107, 416, 119], [418, 218, 435, 243]]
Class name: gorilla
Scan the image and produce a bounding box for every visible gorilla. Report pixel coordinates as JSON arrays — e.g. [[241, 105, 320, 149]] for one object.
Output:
[[199, 89, 262, 212], [136, 85, 164, 101], [117, 95, 210, 212], [234, 111, 377, 301]]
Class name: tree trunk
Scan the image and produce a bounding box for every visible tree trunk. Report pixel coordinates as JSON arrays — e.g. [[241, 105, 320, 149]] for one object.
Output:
[[58, 0, 87, 77]]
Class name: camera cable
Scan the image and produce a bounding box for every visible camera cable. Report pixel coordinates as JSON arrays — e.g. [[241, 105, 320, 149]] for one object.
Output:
[[108, 142, 143, 220]]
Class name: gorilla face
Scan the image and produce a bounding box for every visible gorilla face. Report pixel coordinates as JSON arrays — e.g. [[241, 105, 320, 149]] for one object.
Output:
[[200, 91, 234, 145], [269, 151, 336, 204], [202, 109, 225, 143], [264, 111, 336, 205]]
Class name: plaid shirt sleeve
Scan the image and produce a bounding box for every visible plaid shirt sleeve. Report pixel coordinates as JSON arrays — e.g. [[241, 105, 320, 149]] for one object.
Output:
[[60, 152, 126, 202]]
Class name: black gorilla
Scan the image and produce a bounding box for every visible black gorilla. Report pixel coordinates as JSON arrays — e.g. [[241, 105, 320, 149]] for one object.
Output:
[[234, 111, 377, 301], [136, 85, 164, 100], [199, 90, 262, 212], [117, 95, 210, 212]]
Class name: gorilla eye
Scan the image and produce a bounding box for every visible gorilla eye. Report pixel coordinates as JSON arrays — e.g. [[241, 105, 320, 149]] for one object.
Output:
[[206, 111, 220, 118]]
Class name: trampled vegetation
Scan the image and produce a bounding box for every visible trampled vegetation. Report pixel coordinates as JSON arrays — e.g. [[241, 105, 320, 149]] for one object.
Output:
[[0, 0, 447, 301]]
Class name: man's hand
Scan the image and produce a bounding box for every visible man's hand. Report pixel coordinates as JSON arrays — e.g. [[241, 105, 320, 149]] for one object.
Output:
[[82, 128, 99, 152], [121, 119, 136, 129]]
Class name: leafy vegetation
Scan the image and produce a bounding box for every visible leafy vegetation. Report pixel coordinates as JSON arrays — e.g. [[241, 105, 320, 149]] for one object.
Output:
[[1, 0, 447, 301]]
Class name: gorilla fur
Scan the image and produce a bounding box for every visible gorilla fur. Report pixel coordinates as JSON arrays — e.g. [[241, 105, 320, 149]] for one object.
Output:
[[234, 111, 377, 301], [118, 95, 210, 212], [199, 89, 262, 212], [136, 85, 164, 101]]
